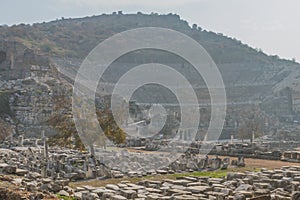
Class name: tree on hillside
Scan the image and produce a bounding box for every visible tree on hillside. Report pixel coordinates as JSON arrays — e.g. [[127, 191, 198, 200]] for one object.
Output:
[[96, 101, 127, 145], [47, 94, 85, 150], [48, 94, 127, 150]]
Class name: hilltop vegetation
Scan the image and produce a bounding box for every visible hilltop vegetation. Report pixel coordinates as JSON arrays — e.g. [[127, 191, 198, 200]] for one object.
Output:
[[0, 12, 296, 67]]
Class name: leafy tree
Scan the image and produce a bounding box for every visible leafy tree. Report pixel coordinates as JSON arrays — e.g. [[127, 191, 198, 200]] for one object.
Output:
[[48, 94, 126, 150], [96, 103, 126, 145], [48, 94, 85, 150]]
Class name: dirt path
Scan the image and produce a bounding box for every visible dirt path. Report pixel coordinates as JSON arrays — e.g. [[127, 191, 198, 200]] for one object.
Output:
[[127, 148, 300, 169], [211, 155, 299, 169], [243, 157, 299, 168]]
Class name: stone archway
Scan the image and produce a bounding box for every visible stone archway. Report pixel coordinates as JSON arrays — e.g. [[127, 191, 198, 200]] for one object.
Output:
[[0, 51, 6, 64]]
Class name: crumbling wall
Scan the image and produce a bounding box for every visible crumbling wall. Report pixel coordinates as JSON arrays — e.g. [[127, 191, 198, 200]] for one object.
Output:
[[0, 40, 69, 138]]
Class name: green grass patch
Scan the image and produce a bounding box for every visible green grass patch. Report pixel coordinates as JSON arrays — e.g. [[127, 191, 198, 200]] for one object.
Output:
[[56, 194, 76, 200], [176, 170, 228, 178]]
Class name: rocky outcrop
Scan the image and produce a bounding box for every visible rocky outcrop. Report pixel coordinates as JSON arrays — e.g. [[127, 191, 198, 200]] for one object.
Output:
[[0, 40, 69, 137], [0, 40, 50, 81]]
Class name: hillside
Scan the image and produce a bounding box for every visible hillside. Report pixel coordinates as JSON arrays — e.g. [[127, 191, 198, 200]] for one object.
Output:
[[0, 13, 296, 63], [0, 12, 300, 139], [0, 13, 298, 87]]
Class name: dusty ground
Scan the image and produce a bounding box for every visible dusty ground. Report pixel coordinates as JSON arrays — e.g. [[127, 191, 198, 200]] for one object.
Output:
[[127, 147, 300, 168], [218, 156, 300, 169], [127, 148, 300, 168], [245, 158, 298, 168]]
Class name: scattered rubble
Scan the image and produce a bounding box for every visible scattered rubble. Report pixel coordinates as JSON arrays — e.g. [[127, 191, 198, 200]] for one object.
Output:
[[2, 164, 300, 199], [68, 166, 300, 199]]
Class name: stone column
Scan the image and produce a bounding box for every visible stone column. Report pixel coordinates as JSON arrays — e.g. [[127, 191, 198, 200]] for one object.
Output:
[[10, 133, 13, 147], [41, 163, 47, 178], [43, 137, 48, 158], [18, 135, 24, 147], [41, 130, 45, 138]]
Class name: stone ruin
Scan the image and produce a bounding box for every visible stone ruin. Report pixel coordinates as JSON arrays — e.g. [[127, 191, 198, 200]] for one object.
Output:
[[0, 147, 299, 200], [0, 134, 244, 180], [282, 151, 300, 163], [133, 138, 300, 163], [5, 134, 300, 200], [67, 166, 300, 200]]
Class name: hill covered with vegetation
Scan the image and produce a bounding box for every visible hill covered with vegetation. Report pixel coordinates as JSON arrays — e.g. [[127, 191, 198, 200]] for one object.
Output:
[[0, 12, 296, 66]]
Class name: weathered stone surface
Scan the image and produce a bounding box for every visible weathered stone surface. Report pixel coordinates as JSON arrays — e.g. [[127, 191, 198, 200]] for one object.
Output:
[[120, 189, 137, 199], [249, 195, 271, 200], [1, 160, 300, 200], [233, 193, 246, 200], [292, 192, 300, 200], [111, 195, 127, 200], [173, 195, 198, 200], [187, 185, 211, 194], [82, 192, 99, 200], [58, 190, 69, 197], [227, 172, 246, 181], [106, 184, 120, 191]]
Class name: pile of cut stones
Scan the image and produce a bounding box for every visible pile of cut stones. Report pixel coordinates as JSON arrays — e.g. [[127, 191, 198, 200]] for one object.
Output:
[[0, 136, 241, 182], [5, 136, 300, 200], [0, 146, 235, 181], [0, 143, 300, 199], [63, 166, 300, 200]]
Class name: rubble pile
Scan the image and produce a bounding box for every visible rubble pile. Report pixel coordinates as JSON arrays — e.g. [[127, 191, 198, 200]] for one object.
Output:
[[61, 166, 300, 200]]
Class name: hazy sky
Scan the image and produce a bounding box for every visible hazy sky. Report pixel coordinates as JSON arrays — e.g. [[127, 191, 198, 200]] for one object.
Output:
[[1, 0, 299, 61]]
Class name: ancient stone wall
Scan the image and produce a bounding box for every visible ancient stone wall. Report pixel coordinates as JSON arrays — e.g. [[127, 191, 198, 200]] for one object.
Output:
[[0, 40, 69, 138]]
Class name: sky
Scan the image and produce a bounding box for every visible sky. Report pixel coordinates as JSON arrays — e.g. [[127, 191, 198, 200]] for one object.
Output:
[[1, 0, 300, 62]]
